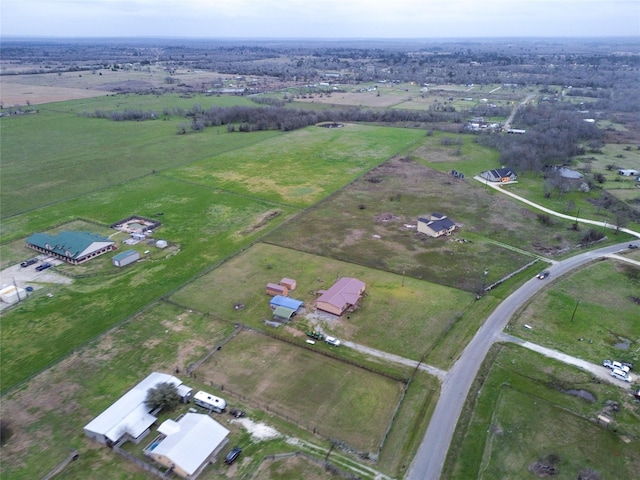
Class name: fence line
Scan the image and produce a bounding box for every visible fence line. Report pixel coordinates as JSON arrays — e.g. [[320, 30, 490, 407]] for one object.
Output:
[[113, 438, 170, 479], [243, 450, 361, 480]]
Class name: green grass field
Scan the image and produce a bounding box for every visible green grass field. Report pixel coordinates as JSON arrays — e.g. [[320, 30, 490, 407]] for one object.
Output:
[[194, 330, 404, 453], [170, 242, 474, 362], [0, 94, 274, 218], [162, 123, 425, 207], [445, 343, 640, 480], [0, 174, 296, 391], [508, 259, 640, 368]]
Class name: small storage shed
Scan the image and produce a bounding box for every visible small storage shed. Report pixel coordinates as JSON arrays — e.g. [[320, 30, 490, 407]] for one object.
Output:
[[266, 283, 288, 296], [269, 295, 303, 311], [279, 278, 297, 291], [156, 240, 168, 249], [112, 250, 140, 267]]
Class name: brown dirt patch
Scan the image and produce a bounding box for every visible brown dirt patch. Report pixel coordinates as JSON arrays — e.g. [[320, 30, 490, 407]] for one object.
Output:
[[0, 83, 109, 106]]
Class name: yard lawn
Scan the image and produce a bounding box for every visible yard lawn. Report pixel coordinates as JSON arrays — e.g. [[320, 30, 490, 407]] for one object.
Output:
[[508, 259, 640, 367], [193, 329, 405, 453], [170, 242, 474, 362], [163, 123, 425, 207]]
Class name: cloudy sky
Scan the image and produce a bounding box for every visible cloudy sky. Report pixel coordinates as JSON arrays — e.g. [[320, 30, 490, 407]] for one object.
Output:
[[1, 0, 638, 38]]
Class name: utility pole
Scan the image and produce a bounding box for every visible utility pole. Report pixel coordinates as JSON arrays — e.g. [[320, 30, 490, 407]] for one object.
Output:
[[570, 300, 580, 323]]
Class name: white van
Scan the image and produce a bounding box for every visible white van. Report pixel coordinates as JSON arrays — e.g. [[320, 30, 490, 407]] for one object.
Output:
[[610, 368, 631, 383]]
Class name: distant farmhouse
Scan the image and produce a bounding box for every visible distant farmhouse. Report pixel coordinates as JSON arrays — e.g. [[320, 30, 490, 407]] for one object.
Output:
[[26, 231, 116, 265], [417, 213, 457, 238], [479, 167, 518, 183], [316, 277, 365, 316], [145, 413, 229, 479]]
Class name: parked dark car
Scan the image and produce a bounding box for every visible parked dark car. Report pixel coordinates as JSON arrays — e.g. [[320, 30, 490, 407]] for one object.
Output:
[[629, 244, 639, 249], [229, 408, 245, 418], [35, 262, 52, 271], [20, 258, 38, 267], [225, 447, 242, 465]]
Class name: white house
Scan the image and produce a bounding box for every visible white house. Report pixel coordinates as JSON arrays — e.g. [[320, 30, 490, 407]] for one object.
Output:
[[146, 413, 229, 479], [619, 169, 639, 177]]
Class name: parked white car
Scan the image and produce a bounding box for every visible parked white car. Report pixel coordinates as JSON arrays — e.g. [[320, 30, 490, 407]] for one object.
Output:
[[325, 336, 341, 347], [610, 368, 632, 383]]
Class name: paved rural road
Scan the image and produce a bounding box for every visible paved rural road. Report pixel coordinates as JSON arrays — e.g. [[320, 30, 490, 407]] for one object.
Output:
[[406, 241, 636, 480]]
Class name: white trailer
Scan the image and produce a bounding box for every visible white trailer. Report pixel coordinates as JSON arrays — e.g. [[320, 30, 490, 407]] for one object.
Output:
[[193, 390, 226, 413]]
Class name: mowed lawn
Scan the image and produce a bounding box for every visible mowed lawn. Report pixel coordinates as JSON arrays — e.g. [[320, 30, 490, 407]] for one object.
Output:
[[509, 259, 640, 367], [194, 329, 405, 453], [170, 243, 474, 361], [162, 123, 426, 207]]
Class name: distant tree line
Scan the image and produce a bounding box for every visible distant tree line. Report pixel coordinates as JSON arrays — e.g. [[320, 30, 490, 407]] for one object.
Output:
[[84, 103, 461, 133]]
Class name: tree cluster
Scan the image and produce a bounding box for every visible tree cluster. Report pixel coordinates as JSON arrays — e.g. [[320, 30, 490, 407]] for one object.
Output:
[[476, 102, 603, 172]]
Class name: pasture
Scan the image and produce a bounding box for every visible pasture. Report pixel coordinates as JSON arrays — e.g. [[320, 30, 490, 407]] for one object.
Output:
[[170, 242, 474, 362], [263, 150, 591, 293], [194, 330, 405, 453], [444, 343, 640, 480], [0, 95, 277, 218], [0, 117, 424, 392], [163, 123, 425, 207]]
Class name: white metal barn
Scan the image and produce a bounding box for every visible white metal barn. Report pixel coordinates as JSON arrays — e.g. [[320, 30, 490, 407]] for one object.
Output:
[[83, 372, 192, 445]]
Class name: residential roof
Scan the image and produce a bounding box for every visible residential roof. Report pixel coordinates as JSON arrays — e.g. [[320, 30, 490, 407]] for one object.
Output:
[[481, 167, 517, 180], [317, 277, 365, 309], [27, 231, 114, 260], [153, 413, 229, 476], [84, 372, 185, 443], [269, 295, 303, 310], [423, 217, 456, 232]]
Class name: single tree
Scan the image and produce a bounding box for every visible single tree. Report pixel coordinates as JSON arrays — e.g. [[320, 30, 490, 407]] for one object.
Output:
[[144, 382, 180, 411]]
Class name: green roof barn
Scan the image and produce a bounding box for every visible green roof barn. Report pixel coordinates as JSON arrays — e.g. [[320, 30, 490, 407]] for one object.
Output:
[[26, 231, 116, 265]]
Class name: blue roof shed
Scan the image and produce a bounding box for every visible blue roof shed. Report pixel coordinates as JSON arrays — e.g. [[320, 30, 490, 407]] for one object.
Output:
[[269, 295, 303, 311]]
